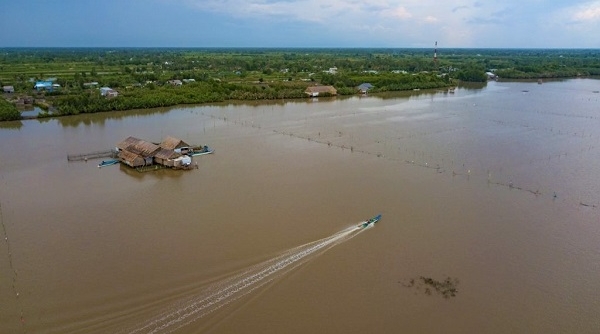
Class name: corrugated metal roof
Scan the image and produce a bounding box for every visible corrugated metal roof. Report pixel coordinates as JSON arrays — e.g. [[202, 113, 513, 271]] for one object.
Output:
[[160, 136, 189, 150], [117, 136, 160, 157], [34, 81, 53, 88], [154, 148, 181, 160], [117, 136, 142, 150], [118, 150, 144, 166]]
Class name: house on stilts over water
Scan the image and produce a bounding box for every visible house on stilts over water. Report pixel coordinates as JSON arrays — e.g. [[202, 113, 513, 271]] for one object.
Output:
[[115, 136, 209, 170]]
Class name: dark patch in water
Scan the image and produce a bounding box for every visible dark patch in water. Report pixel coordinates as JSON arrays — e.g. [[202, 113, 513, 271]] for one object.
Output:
[[401, 276, 459, 299]]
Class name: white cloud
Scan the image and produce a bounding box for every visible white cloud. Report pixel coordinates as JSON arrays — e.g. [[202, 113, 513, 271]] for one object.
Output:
[[572, 2, 600, 21], [543, 1, 600, 24], [424, 15, 438, 23], [383, 6, 413, 19], [177, 0, 600, 47], [187, 0, 433, 22]]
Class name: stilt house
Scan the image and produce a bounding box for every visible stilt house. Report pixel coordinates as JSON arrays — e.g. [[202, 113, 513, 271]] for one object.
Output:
[[116, 136, 192, 168], [116, 136, 160, 167]]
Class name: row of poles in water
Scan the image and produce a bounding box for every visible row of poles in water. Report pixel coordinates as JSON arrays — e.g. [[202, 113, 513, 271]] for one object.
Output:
[[0, 198, 27, 333], [206, 112, 599, 209]]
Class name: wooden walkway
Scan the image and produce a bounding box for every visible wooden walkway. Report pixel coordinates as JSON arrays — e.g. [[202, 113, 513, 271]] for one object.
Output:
[[135, 164, 168, 173], [67, 149, 116, 162]]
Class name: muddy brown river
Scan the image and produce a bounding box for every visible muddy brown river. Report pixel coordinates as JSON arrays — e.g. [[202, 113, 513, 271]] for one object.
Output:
[[1, 79, 599, 333]]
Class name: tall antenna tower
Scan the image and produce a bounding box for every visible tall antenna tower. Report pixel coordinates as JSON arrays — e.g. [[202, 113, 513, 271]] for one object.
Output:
[[433, 41, 438, 65]]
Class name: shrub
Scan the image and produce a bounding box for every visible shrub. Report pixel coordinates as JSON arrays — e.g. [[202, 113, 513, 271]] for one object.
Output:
[[0, 99, 20, 121]]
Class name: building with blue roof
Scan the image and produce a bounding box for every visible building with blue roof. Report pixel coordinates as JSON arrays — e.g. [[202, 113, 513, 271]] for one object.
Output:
[[34, 81, 54, 91]]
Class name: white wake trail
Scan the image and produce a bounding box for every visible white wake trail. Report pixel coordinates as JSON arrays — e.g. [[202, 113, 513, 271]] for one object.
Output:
[[127, 225, 365, 334]]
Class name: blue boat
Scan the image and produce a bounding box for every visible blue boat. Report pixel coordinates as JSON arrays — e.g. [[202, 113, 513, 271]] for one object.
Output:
[[359, 214, 382, 228], [190, 145, 215, 156], [98, 159, 119, 168]]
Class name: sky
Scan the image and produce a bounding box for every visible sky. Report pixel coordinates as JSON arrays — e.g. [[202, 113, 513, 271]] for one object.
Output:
[[1, 0, 599, 48]]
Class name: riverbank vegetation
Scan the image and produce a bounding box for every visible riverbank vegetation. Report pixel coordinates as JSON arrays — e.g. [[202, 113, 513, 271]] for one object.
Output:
[[1, 48, 599, 119], [0, 97, 20, 121]]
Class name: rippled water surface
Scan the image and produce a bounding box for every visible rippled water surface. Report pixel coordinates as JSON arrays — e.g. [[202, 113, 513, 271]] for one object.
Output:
[[1, 79, 599, 333]]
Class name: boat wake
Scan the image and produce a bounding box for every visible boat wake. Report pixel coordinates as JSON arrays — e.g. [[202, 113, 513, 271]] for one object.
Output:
[[126, 225, 367, 334]]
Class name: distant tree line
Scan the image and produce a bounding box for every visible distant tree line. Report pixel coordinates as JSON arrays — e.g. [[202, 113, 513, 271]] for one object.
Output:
[[2, 48, 600, 119], [52, 81, 311, 115], [320, 71, 452, 90]]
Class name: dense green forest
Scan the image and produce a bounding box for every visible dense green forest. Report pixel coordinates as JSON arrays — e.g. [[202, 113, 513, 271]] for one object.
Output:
[[1, 48, 599, 119]]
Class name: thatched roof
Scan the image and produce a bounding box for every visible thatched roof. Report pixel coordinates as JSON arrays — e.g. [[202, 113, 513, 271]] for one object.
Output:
[[160, 136, 190, 150], [305, 85, 337, 95], [117, 136, 160, 157]]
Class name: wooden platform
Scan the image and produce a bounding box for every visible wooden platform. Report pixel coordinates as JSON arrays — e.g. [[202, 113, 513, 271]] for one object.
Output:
[[67, 149, 116, 161]]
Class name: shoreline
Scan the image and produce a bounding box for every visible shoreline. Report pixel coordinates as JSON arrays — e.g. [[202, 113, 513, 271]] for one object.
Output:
[[5, 75, 600, 122], [11, 85, 457, 121]]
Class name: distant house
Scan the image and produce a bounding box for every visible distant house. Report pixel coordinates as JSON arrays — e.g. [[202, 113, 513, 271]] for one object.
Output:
[[305, 85, 337, 97], [182, 78, 196, 83], [486, 72, 498, 80], [357, 83, 374, 94], [83, 82, 99, 87], [100, 87, 118, 98], [19, 96, 34, 104], [327, 67, 338, 74], [167, 79, 182, 86], [3, 86, 15, 94], [34, 81, 53, 91]]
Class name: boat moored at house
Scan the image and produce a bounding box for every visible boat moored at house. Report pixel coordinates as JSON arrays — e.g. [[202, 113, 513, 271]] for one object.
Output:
[[98, 159, 119, 168], [190, 145, 214, 156], [115, 136, 211, 170]]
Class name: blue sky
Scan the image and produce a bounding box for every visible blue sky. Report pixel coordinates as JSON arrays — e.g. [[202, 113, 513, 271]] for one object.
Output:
[[1, 0, 599, 48]]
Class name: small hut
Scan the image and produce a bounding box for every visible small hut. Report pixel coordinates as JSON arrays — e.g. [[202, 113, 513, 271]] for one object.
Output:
[[153, 148, 182, 167], [117, 150, 146, 167], [305, 85, 337, 97], [116, 136, 160, 166], [357, 83, 374, 94], [160, 136, 191, 154], [117, 137, 160, 157]]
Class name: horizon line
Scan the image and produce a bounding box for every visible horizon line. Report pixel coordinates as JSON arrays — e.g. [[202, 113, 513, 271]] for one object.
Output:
[[1, 46, 599, 50]]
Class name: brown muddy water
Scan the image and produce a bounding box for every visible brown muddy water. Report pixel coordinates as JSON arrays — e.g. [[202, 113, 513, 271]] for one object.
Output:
[[1, 79, 599, 333]]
